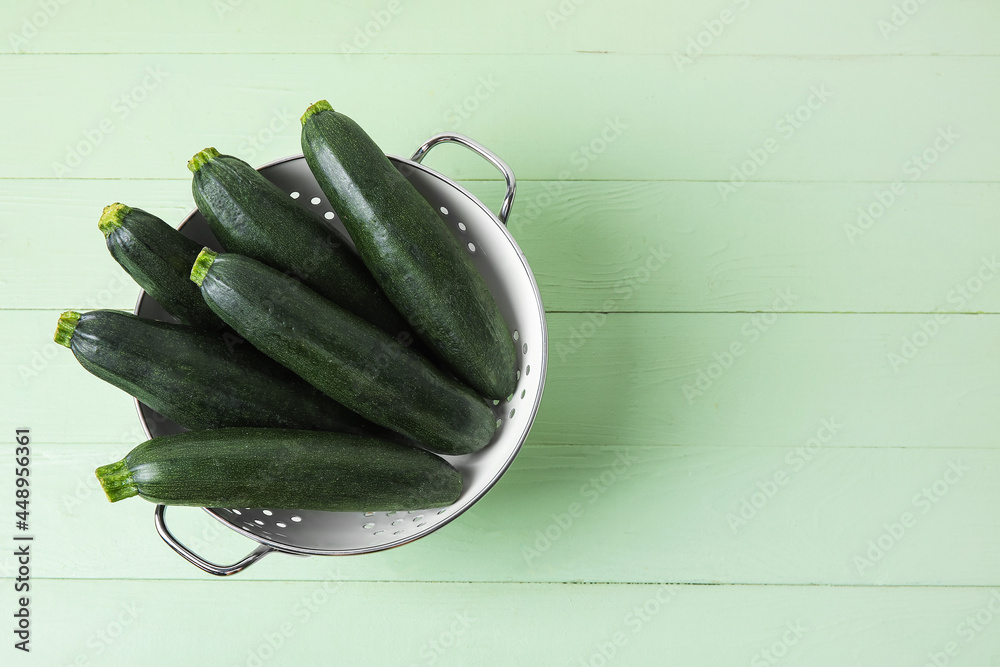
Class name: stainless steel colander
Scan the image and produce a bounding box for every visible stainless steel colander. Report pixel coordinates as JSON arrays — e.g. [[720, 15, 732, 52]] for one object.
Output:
[[134, 133, 547, 576]]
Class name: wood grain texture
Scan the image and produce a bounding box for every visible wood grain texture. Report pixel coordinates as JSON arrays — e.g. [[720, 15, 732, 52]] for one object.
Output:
[[1, 441, 997, 586], [6, 179, 1000, 314], [5, 578, 999, 666], [0, 55, 996, 181], [2, 0, 997, 55], [2, 0, 999, 662], [7, 310, 999, 449]]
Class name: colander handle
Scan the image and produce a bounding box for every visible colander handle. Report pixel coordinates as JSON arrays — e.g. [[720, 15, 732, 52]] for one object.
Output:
[[154, 504, 276, 576], [411, 133, 517, 225]]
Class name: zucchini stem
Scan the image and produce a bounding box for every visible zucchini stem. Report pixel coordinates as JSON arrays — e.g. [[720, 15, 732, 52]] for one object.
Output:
[[301, 100, 333, 125], [188, 147, 221, 173], [98, 203, 131, 238], [95, 460, 138, 503], [190, 248, 219, 286], [53, 311, 81, 348]]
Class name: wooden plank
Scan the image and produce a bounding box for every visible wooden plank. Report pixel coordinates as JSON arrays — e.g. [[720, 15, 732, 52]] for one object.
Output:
[[536, 311, 1000, 448], [8, 309, 1000, 449], [3, 0, 998, 661], [10, 578, 1000, 666], [5, 179, 1000, 314], [2, 0, 997, 56], [3, 439, 999, 586], [0, 55, 996, 181]]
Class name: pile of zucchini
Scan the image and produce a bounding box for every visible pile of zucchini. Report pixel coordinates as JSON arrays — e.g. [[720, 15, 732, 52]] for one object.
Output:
[[60, 101, 518, 514]]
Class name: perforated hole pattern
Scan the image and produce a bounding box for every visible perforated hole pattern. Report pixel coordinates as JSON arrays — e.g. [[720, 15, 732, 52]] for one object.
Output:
[[209, 176, 538, 548], [133, 153, 547, 555]]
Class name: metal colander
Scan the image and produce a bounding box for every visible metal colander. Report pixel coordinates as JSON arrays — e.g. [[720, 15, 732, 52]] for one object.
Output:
[[135, 133, 547, 576]]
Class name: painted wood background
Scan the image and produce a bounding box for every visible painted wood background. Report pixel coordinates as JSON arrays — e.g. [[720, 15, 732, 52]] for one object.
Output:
[[2, 1, 999, 664]]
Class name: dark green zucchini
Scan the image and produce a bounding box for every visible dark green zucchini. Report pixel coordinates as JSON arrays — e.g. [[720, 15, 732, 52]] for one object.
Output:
[[191, 250, 497, 455], [53, 309, 390, 437], [99, 203, 221, 328], [95, 427, 462, 511], [300, 101, 517, 400], [188, 147, 410, 339]]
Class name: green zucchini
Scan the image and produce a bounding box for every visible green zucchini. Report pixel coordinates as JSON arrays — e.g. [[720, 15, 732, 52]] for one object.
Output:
[[99, 203, 221, 328], [95, 427, 462, 511], [53, 309, 389, 437], [191, 250, 497, 455], [188, 148, 410, 339], [300, 101, 517, 400]]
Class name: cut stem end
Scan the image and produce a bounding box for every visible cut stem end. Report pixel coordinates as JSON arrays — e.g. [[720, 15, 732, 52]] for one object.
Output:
[[301, 100, 333, 125], [188, 147, 221, 173], [190, 248, 219, 286], [53, 311, 81, 348], [98, 203, 131, 237], [95, 460, 138, 503]]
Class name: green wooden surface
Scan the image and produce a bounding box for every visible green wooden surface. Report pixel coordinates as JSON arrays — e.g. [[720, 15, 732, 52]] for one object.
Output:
[[2, 1, 1000, 665]]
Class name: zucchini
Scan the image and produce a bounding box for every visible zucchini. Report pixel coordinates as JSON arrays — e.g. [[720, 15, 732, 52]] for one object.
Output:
[[300, 101, 517, 400], [99, 203, 221, 328], [191, 250, 497, 455], [95, 427, 462, 511], [188, 148, 410, 339], [53, 309, 389, 437]]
